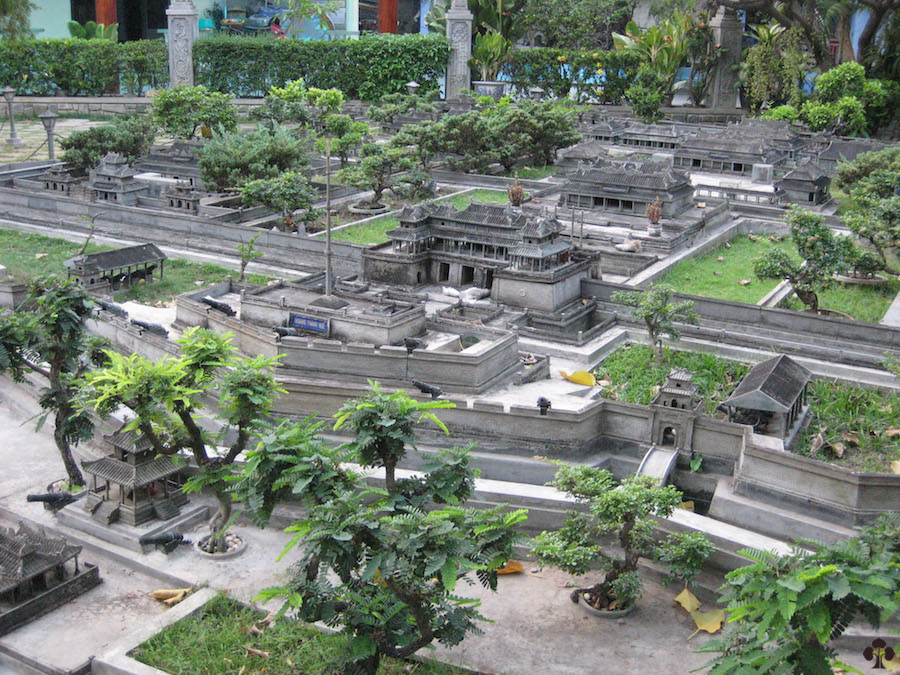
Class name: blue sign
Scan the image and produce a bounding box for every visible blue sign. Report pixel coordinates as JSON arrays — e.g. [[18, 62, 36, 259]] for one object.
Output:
[[289, 314, 329, 334]]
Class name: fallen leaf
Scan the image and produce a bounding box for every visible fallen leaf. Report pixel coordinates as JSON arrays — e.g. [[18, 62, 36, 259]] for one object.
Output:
[[717, 256, 724, 262], [245, 647, 270, 658], [840, 432, 859, 446], [738, 279, 751, 286], [690, 608, 726, 636], [674, 588, 701, 613], [151, 587, 192, 601], [724, 241, 731, 248], [832, 442, 844, 458], [162, 591, 186, 606], [810, 432, 825, 454], [561, 370, 596, 386], [677, 500, 695, 511], [497, 560, 524, 575], [713, 271, 722, 275], [35, 253, 48, 259], [886, 427, 900, 438], [891, 460, 900, 474]]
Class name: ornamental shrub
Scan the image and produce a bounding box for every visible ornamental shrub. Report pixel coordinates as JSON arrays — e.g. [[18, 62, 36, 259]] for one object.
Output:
[[193, 33, 450, 100], [761, 104, 801, 122], [59, 114, 156, 173]]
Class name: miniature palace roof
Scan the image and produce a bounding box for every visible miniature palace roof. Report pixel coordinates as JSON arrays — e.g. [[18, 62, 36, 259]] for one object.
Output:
[[723, 355, 811, 414], [82, 455, 180, 488], [0, 522, 81, 594], [65, 243, 166, 276]]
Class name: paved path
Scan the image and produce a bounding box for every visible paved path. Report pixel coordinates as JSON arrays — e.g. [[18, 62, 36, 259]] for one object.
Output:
[[880, 286, 900, 328]]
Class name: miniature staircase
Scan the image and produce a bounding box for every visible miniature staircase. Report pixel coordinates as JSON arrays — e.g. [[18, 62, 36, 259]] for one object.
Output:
[[91, 500, 120, 525], [153, 499, 181, 521], [635, 445, 679, 486]]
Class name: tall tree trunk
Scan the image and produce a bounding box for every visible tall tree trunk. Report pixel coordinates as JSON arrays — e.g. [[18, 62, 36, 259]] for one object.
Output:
[[857, 5, 888, 63], [54, 405, 85, 487], [208, 491, 232, 553]]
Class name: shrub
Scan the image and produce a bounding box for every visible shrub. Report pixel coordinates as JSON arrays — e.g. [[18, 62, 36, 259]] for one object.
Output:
[[117, 40, 169, 94], [199, 126, 310, 191], [151, 85, 237, 140], [760, 104, 800, 122], [625, 66, 668, 123], [193, 33, 450, 100], [59, 114, 156, 174]]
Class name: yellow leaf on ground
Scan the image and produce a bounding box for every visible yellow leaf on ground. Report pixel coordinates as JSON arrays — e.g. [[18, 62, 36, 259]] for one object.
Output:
[[832, 442, 845, 458], [892, 460, 900, 475], [674, 588, 701, 613], [151, 588, 192, 601], [497, 560, 524, 575], [162, 591, 186, 606], [560, 370, 596, 386], [690, 608, 725, 636], [887, 427, 900, 438], [677, 501, 695, 511]]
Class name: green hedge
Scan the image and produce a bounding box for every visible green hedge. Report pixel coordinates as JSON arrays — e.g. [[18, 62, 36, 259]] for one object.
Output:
[[193, 33, 450, 100], [0, 39, 168, 96], [501, 49, 642, 103]]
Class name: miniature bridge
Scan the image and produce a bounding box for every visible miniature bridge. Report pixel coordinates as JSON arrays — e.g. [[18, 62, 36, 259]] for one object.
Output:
[[636, 445, 679, 486]]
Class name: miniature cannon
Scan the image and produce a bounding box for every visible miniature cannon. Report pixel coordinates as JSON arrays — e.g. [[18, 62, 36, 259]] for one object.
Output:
[[130, 319, 169, 337], [27, 492, 78, 512], [201, 297, 237, 317], [95, 298, 128, 318], [272, 326, 302, 339], [537, 397, 552, 416], [139, 532, 192, 554], [411, 379, 442, 399]]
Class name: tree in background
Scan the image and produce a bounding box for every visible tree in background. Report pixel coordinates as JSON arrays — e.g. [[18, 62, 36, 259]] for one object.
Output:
[[612, 284, 698, 361], [752, 207, 853, 313], [0, 278, 108, 486], [60, 115, 157, 174], [240, 172, 319, 232], [199, 126, 311, 191], [151, 85, 237, 140], [0, 0, 35, 40], [81, 328, 284, 553], [516, 0, 635, 49], [242, 382, 527, 674]]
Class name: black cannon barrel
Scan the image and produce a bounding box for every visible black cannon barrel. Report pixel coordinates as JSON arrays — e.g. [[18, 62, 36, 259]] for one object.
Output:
[[27, 493, 75, 504], [139, 532, 189, 546]]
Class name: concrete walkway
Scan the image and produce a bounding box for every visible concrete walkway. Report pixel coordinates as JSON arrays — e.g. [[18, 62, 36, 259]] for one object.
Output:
[[880, 286, 900, 328]]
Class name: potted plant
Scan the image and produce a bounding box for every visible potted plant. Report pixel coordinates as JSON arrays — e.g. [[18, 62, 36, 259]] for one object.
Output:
[[470, 31, 511, 100], [646, 196, 663, 237], [532, 464, 714, 616]]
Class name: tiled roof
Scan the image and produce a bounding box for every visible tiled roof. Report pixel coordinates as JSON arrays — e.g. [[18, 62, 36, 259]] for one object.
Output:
[[0, 522, 80, 594], [83, 455, 180, 488], [564, 160, 691, 192], [65, 244, 166, 275], [724, 355, 811, 413]]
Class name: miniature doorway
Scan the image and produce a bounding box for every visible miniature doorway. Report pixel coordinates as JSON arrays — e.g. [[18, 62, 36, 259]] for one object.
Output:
[[661, 426, 677, 446], [461, 266, 474, 285], [484, 269, 494, 289]]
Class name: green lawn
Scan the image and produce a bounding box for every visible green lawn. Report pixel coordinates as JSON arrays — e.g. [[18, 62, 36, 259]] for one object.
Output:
[[0, 228, 271, 305], [326, 216, 399, 245], [593, 344, 749, 416], [443, 189, 510, 210], [659, 234, 799, 305], [780, 279, 900, 324], [795, 379, 900, 472], [132, 595, 468, 675]]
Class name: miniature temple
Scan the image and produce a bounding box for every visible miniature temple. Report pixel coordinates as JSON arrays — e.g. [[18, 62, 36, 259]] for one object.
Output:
[[81, 426, 187, 526], [723, 355, 811, 437], [776, 161, 831, 205], [40, 164, 78, 194], [88, 152, 147, 205], [0, 522, 82, 607], [65, 243, 166, 291]]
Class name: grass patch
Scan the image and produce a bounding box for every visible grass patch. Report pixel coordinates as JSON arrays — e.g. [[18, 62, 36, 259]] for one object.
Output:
[[0, 227, 272, 305], [326, 216, 399, 245], [592, 344, 748, 416], [502, 165, 556, 180], [659, 234, 799, 304], [779, 279, 900, 323], [443, 189, 510, 210], [132, 594, 468, 675], [794, 379, 900, 472]]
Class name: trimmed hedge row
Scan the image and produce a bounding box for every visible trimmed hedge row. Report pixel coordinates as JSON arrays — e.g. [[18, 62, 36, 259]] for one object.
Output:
[[501, 48, 642, 103], [192, 33, 451, 100], [0, 39, 168, 96]]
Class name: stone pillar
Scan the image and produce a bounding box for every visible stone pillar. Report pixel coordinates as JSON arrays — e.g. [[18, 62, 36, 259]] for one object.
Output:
[[345, 0, 359, 38], [445, 0, 473, 100], [166, 0, 199, 88], [709, 7, 743, 109]]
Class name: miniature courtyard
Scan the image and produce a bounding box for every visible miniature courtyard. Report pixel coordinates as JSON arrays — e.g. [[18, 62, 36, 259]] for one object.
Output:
[[0, 1, 899, 672]]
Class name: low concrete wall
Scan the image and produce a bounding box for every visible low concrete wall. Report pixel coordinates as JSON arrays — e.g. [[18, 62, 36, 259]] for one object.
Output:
[[735, 434, 900, 527], [0, 185, 364, 277], [0, 279, 29, 309]]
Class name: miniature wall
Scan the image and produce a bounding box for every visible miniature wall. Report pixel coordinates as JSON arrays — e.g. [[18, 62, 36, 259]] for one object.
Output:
[[0, 182, 364, 277], [493, 264, 587, 312], [735, 433, 900, 526]]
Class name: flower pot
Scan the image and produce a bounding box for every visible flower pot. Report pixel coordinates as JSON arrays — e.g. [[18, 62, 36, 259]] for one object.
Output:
[[472, 80, 506, 101], [348, 202, 391, 215], [647, 223, 663, 237], [195, 531, 247, 560], [574, 593, 636, 619]]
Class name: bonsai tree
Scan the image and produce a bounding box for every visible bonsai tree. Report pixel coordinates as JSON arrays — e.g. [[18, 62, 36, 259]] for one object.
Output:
[[390, 119, 444, 172], [315, 114, 369, 169], [242, 382, 527, 674], [646, 196, 662, 224], [611, 284, 698, 361], [340, 143, 414, 209], [237, 232, 263, 282], [752, 208, 853, 313], [533, 465, 713, 612], [699, 516, 900, 673], [59, 115, 156, 174], [80, 328, 283, 553], [0, 278, 108, 486], [199, 126, 311, 191], [240, 172, 319, 232], [367, 92, 438, 127], [151, 85, 238, 140], [508, 175, 526, 206]]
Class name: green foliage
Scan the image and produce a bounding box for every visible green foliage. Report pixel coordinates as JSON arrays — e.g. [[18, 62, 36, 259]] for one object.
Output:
[[611, 284, 698, 359], [367, 93, 438, 127], [625, 66, 668, 123], [240, 172, 319, 231], [59, 115, 156, 174], [0, 278, 108, 486], [501, 48, 641, 102], [699, 525, 900, 674], [340, 143, 416, 207], [237, 232, 264, 283], [815, 61, 866, 101], [741, 27, 808, 112], [516, 0, 634, 50], [592, 344, 749, 413], [532, 465, 713, 610], [325, 216, 399, 245], [761, 104, 801, 122], [199, 126, 310, 191], [243, 382, 526, 674], [752, 208, 853, 313], [117, 40, 169, 94], [66, 20, 118, 41], [0, 0, 35, 40], [193, 33, 450, 100], [800, 96, 867, 135], [470, 31, 512, 81], [151, 85, 237, 140], [317, 114, 369, 169]]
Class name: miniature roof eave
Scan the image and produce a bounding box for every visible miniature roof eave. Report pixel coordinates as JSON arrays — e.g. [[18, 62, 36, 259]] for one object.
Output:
[[723, 355, 811, 413], [82, 455, 180, 487]]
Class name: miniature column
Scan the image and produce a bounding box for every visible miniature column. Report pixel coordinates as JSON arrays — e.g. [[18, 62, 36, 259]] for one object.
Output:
[[166, 0, 199, 88], [445, 0, 473, 100], [709, 7, 743, 109]]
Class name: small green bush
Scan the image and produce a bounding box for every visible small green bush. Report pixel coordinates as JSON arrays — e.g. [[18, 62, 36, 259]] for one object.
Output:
[[625, 66, 667, 123], [59, 114, 156, 173], [193, 33, 450, 100], [761, 104, 800, 122]]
